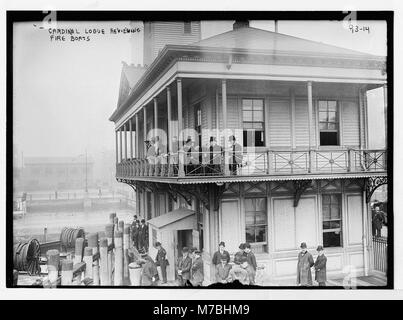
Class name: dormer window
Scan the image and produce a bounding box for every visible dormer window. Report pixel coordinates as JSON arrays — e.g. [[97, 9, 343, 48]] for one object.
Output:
[[184, 21, 192, 34]]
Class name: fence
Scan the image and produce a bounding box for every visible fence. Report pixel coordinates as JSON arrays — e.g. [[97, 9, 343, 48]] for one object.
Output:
[[372, 236, 387, 274]]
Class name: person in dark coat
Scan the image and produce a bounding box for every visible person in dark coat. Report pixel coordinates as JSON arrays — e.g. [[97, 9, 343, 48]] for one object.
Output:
[[190, 250, 204, 286], [228, 135, 243, 175], [212, 242, 231, 266], [215, 258, 232, 284], [372, 206, 385, 237], [140, 253, 159, 286], [132, 220, 140, 249], [155, 242, 168, 284], [296, 242, 314, 286], [177, 247, 192, 286], [314, 245, 327, 286], [138, 219, 149, 252], [234, 243, 246, 265], [244, 243, 257, 285]]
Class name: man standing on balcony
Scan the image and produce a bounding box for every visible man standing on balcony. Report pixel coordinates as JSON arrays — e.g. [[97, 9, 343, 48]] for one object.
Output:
[[296, 242, 314, 286], [146, 137, 156, 175], [228, 135, 243, 175], [169, 136, 179, 176], [204, 137, 223, 175]]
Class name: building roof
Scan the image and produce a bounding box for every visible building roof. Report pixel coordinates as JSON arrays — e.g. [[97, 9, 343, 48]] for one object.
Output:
[[122, 62, 147, 88], [192, 26, 379, 59], [147, 208, 195, 229]]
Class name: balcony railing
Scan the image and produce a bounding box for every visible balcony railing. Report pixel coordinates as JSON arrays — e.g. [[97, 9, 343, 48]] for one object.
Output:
[[116, 148, 387, 180]]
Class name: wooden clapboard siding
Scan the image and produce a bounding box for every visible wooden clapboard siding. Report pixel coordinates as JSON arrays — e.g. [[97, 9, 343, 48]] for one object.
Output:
[[269, 100, 292, 148], [217, 96, 242, 142], [201, 99, 209, 146], [341, 100, 360, 147], [148, 22, 201, 64], [295, 99, 309, 147]]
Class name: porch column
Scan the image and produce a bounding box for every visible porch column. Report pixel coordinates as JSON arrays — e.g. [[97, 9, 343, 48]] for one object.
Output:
[[124, 123, 127, 160], [129, 118, 133, 159], [177, 78, 185, 177], [119, 127, 123, 163], [307, 81, 314, 173], [362, 191, 370, 276], [167, 86, 172, 152], [115, 130, 119, 163], [222, 79, 230, 176], [383, 84, 388, 149], [135, 113, 139, 158], [154, 97, 158, 132], [143, 106, 148, 145]]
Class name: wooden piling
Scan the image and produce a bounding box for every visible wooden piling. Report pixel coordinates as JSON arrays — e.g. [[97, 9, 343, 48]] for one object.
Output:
[[123, 224, 130, 280], [61, 259, 74, 285], [119, 220, 124, 233], [47, 249, 60, 284], [105, 223, 114, 283], [74, 238, 85, 263], [88, 232, 99, 286], [83, 247, 93, 279], [109, 212, 116, 224], [99, 238, 109, 285], [114, 230, 123, 286], [114, 217, 119, 234]]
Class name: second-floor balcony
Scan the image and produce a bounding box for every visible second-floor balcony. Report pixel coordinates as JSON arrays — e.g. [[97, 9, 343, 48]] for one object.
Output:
[[116, 148, 387, 183]]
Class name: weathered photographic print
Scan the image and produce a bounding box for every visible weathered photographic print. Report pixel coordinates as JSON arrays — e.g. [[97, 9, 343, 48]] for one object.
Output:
[[9, 12, 391, 288]]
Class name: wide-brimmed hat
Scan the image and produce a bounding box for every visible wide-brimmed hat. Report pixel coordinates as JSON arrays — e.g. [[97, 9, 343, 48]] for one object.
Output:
[[316, 245, 324, 251], [219, 241, 225, 247], [300, 242, 307, 249]]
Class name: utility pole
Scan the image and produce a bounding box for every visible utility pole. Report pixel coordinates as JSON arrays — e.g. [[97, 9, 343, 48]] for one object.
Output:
[[85, 149, 88, 193]]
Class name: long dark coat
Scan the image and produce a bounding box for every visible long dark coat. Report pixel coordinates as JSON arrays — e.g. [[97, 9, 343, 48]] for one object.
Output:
[[138, 224, 148, 250], [191, 257, 204, 286], [314, 254, 327, 283], [297, 251, 314, 286], [177, 255, 192, 280]]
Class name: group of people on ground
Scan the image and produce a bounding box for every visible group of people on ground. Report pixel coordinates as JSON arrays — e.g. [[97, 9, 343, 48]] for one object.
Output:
[[145, 135, 243, 176], [297, 242, 327, 286], [130, 215, 149, 253]]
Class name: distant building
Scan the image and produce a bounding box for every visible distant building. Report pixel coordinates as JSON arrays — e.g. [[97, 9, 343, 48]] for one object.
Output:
[[21, 156, 94, 191]]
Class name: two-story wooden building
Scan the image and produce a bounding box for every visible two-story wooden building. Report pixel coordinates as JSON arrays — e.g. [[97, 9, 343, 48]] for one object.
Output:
[[109, 21, 388, 285]]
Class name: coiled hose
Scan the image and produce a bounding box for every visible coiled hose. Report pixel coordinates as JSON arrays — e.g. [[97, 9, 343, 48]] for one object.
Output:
[[13, 239, 41, 275], [60, 227, 85, 249]]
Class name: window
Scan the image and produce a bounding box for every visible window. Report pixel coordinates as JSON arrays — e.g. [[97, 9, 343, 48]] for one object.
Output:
[[319, 100, 339, 146], [184, 21, 192, 34], [242, 99, 265, 147], [245, 198, 268, 252], [322, 194, 342, 247]]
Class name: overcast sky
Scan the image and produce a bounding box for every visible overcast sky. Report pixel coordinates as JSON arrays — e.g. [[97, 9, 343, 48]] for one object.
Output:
[[13, 20, 387, 159]]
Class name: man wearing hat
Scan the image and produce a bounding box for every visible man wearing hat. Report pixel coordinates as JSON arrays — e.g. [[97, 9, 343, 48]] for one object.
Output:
[[296, 242, 314, 286], [146, 137, 157, 175], [314, 245, 327, 286], [177, 247, 192, 286], [212, 242, 230, 267], [155, 242, 168, 284], [140, 252, 159, 286], [190, 250, 204, 286], [244, 243, 257, 285], [131, 217, 140, 250], [228, 135, 243, 175], [203, 137, 223, 175], [138, 219, 149, 252], [169, 136, 179, 176]]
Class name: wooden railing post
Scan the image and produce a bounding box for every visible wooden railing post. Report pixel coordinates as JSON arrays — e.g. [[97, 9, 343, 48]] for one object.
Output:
[[61, 259, 73, 285], [123, 224, 130, 282], [99, 238, 109, 285], [47, 249, 60, 285], [83, 247, 93, 280], [88, 233, 99, 286], [308, 150, 313, 173], [347, 148, 353, 172], [114, 231, 123, 286]]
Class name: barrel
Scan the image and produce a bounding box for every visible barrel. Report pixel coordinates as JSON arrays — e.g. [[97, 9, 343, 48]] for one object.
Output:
[[128, 262, 142, 286]]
